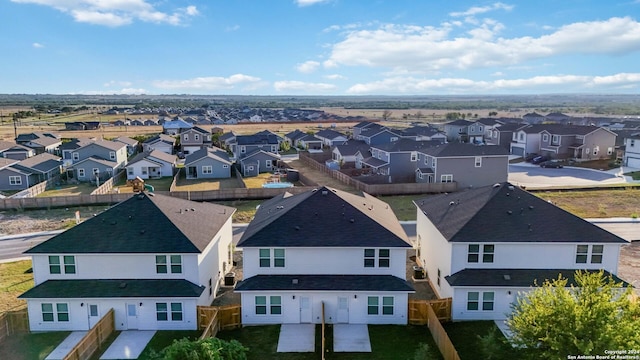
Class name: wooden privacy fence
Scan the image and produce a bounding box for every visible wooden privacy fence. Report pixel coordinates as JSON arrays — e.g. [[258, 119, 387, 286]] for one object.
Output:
[[426, 302, 460, 360], [63, 308, 115, 360], [409, 298, 452, 324], [0, 310, 29, 344], [198, 305, 241, 339]]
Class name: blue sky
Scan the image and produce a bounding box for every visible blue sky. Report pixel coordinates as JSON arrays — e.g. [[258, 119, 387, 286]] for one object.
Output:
[[2, 0, 640, 95]]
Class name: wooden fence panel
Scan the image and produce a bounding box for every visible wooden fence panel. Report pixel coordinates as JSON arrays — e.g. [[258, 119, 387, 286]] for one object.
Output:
[[63, 308, 115, 360], [409, 298, 452, 324], [0, 310, 30, 344], [426, 303, 460, 360]]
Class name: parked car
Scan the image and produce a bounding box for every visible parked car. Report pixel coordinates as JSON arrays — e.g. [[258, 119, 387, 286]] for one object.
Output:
[[525, 153, 539, 162], [531, 155, 550, 164], [540, 160, 564, 168]]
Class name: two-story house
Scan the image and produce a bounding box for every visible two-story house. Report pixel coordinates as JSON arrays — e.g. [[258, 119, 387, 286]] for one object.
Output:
[[522, 112, 546, 124], [20, 192, 236, 331], [113, 136, 139, 156], [509, 124, 547, 157], [351, 121, 380, 139], [162, 119, 193, 135], [332, 140, 370, 168], [414, 183, 628, 321], [443, 120, 473, 143], [143, 134, 176, 155], [236, 186, 413, 325], [415, 143, 509, 188], [315, 129, 348, 147], [356, 126, 403, 146], [184, 147, 232, 179], [358, 139, 443, 183], [623, 133, 640, 168], [70, 141, 128, 182], [180, 126, 212, 155], [485, 123, 527, 150], [538, 125, 616, 160], [233, 134, 279, 160], [401, 126, 448, 142]]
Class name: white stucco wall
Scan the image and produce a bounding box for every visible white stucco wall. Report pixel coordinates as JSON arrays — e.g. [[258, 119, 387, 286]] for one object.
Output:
[[416, 209, 454, 299], [242, 247, 407, 279], [197, 217, 234, 306], [451, 287, 530, 321]]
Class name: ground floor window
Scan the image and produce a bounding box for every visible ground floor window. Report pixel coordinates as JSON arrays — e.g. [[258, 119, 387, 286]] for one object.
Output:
[[367, 296, 394, 315], [156, 302, 183, 321], [255, 296, 282, 315], [41, 303, 69, 322], [467, 291, 494, 311], [9, 176, 21, 185]]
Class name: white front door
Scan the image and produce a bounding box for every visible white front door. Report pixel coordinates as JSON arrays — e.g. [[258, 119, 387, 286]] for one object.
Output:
[[126, 303, 138, 330], [300, 297, 312, 323], [337, 297, 349, 323], [87, 304, 100, 328]]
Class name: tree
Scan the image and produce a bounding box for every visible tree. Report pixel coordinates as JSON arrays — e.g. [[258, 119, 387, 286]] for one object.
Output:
[[488, 111, 498, 117], [152, 337, 248, 360], [507, 270, 640, 360], [382, 110, 392, 121]]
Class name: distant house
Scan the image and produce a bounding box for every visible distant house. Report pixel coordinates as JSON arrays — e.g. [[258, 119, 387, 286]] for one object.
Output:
[[112, 120, 130, 127], [143, 134, 176, 155], [485, 123, 526, 150], [332, 140, 370, 167], [356, 126, 403, 146], [20, 192, 236, 332], [70, 141, 128, 182], [401, 126, 448, 142], [545, 112, 572, 124], [416, 142, 510, 188], [0, 140, 35, 160], [16, 133, 62, 155], [510, 124, 547, 157], [359, 139, 443, 182], [522, 112, 546, 124], [468, 119, 504, 144], [315, 129, 348, 147], [180, 127, 212, 155], [130, 119, 145, 126], [443, 120, 473, 142], [114, 136, 139, 156], [126, 150, 176, 180], [351, 121, 380, 139], [284, 129, 307, 148], [297, 134, 323, 150], [623, 133, 640, 168], [239, 150, 281, 177], [217, 132, 236, 150], [539, 125, 616, 160], [233, 134, 279, 160], [184, 147, 232, 179], [163, 119, 193, 135], [236, 186, 413, 325]]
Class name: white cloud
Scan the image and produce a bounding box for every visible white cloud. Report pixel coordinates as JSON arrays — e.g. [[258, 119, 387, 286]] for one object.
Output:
[[295, 0, 329, 7], [225, 25, 240, 32], [32, 42, 44, 48], [491, 71, 504, 77], [324, 74, 346, 80], [449, 2, 514, 17], [346, 73, 640, 94], [153, 74, 261, 91], [325, 17, 640, 73], [296, 60, 320, 74], [103, 80, 133, 87], [274, 80, 337, 92], [11, 0, 199, 27]]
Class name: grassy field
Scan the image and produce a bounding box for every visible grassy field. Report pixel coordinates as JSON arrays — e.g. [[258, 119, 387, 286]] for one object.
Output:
[[535, 188, 640, 218], [0, 260, 33, 312], [0, 331, 71, 360], [443, 321, 519, 360], [37, 183, 97, 197]]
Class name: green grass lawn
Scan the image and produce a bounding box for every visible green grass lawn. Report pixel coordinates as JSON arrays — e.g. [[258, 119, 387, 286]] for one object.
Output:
[[216, 324, 443, 360], [212, 199, 264, 223], [443, 321, 520, 360], [37, 183, 96, 197], [626, 171, 640, 180], [0, 260, 33, 312], [114, 176, 174, 192], [0, 331, 70, 360]]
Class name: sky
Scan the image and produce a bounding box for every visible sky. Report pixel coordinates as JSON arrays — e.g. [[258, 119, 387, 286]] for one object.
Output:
[[2, 0, 640, 96]]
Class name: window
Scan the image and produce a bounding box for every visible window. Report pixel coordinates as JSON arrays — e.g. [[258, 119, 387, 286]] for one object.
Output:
[[109, 151, 115, 160], [519, 133, 524, 141], [576, 245, 588, 263], [266, 160, 273, 168], [470, 126, 475, 132], [479, 126, 483, 132], [42, 303, 54, 322], [142, 167, 148, 175], [247, 166, 254, 171], [552, 135, 560, 144], [209, 278, 213, 296], [78, 169, 85, 178], [255, 296, 281, 315], [592, 245, 603, 264], [42, 303, 69, 322], [631, 139, 636, 147], [156, 303, 168, 321], [240, 146, 246, 153], [9, 176, 21, 185], [467, 292, 479, 310], [441, 174, 453, 183], [202, 165, 213, 174], [482, 245, 494, 263], [170, 255, 182, 273], [89, 305, 98, 317], [482, 292, 495, 311], [475, 157, 482, 167], [171, 303, 183, 321], [542, 134, 549, 142], [183, 134, 189, 141], [607, 147, 613, 155], [271, 145, 277, 152], [390, 136, 399, 142], [156, 255, 167, 273], [410, 152, 417, 162], [593, 146, 599, 156], [72, 152, 79, 161], [378, 249, 390, 267], [382, 297, 394, 315], [467, 244, 479, 263], [585, 148, 590, 155], [364, 249, 375, 267], [367, 296, 379, 315], [437, 268, 441, 287], [223, 164, 229, 168], [274, 249, 285, 267], [127, 168, 133, 175], [49, 255, 75, 274], [259, 249, 270, 267], [194, 134, 200, 141], [432, 158, 437, 167]]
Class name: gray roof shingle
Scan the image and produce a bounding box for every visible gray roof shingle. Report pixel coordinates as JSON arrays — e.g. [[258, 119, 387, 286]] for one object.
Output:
[[236, 275, 414, 292], [20, 279, 204, 298], [445, 268, 628, 287]]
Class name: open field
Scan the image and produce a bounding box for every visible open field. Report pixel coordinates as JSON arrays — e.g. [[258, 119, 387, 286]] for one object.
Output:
[[0, 260, 33, 312], [0, 331, 71, 360]]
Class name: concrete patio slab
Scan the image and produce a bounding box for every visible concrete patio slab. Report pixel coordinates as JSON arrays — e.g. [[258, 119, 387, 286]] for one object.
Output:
[[100, 330, 155, 359], [277, 324, 315, 352], [333, 324, 371, 352], [45, 331, 88, 360]]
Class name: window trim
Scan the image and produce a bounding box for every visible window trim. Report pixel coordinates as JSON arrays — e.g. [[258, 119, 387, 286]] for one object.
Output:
[[156, 255, 182, 274], [367, 296, 394, 315], [109, 151, 116, 160], [542, 134, 549, 142], [9, 176, 22, 185], [467, 291, 494, 311], [474, 156, 482, 168], [77, 168, 85, 178], [255, 295, 281, 315], [49, 255, 75, 274], [202, 165, 213, 174], [42, 302, 69, 322], [441, 174, 453, 183], [576, 244, 603, 264]]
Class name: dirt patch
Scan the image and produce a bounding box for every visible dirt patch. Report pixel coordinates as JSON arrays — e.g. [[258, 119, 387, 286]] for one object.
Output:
[[619, 241, 640, 294], [286, 159, 356, 192]]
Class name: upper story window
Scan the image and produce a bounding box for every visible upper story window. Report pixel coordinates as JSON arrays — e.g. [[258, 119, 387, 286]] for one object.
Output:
[[183, 134, 189, 141], [552, 135, 560, 145], [631, 139, 636, 147], [240, 146, 246, 153], [49, 255, 76, 274], [432, 158, 437, 167], [364, 249, 390, 268], [271, 145, 277, 152], [542, 134, 549, 142], [259, 249, 285, 268], [72, 152, 79, 161], [467, 244, 494, 263], [390, 136, 399, 142], [194, 134, 200, 141], [470, 126, 475, 132], [109, 151, 116, 160], [156, 255, 182, 274], [479, 126, 483, 132], [576, 245, 603, 264], [475, 157, 482, 167], [519, 133, 524, 141], [410, 152, 417, 162]]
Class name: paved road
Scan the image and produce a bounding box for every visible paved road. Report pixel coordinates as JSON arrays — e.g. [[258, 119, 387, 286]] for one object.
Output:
[[508, 164, 626, 188]]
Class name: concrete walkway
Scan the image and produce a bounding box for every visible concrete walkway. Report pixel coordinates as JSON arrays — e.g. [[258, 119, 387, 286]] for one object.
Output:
[[494, 320, 513, 339], [100, 330, 155, 359], [333, 324, 371, 352], [45, 331, 88, 360], [277, 324, 315, 352]]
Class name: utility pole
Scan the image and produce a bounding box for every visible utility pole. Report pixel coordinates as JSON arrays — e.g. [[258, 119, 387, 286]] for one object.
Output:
[[13, 113, 18, 140]]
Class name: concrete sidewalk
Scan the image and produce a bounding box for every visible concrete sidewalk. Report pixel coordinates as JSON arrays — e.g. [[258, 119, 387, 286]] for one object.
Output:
[[100, 330, 155, 359], [277, 324, 315, 352], [333, 324, 371, 352], [45, 331, 87, 360]]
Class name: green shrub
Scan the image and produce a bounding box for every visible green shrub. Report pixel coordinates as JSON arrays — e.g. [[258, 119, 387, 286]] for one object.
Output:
[[151, 337, 248, 360]]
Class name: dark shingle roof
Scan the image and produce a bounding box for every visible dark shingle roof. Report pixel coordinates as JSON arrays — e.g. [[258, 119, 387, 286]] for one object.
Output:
[[418, 143, 509, 157], [236, 275, 414, 292], [236, 134, 279, 145], [315, 129, 346, 139], [445, 269, 629, 287], [372, 139, 442, 153], [333, 141, 370, 156], [20, 279, 204, 298], [114, 136, 139, 146], [184, 147, 231, 166], [13, 153, 61, 173], [414, 183, 627, 244], [445, 119, 474, 126], [238, 186, 410, 248], [128, 150, 176, 167], [25, 192, 235, 254]]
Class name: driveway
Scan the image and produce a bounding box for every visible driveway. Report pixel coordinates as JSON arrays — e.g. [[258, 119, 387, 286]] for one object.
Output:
[[508, 164, 627, 188]]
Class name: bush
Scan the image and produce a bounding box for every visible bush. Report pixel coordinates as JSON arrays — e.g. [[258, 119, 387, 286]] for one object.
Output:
[[151, 337, 249, 360]]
